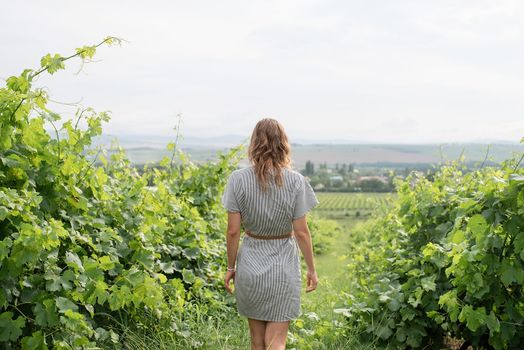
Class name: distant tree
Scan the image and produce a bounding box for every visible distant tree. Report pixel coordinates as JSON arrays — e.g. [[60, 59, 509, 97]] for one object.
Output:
[[304, 160, 315, 176], [359, 178, 388, 192], [340, 163, 347, 176], [332, 179, 344, 188], [348, 163, 354, 173]]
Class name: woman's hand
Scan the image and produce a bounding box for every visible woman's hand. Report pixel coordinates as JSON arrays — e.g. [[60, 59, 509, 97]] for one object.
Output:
[[224, 270, 235, 293], [305, 270, 318, 293]]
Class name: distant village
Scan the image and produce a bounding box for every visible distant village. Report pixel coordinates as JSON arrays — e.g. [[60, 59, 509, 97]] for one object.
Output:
[[299, 160, 410, 192]]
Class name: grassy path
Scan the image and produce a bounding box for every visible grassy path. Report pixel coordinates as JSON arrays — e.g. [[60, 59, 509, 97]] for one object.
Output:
[[300, 218, 355, 320], [285, 216, 370, 349]]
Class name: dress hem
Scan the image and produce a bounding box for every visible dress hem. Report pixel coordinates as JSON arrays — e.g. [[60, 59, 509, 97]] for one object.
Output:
[[238, 311, 301, 322]]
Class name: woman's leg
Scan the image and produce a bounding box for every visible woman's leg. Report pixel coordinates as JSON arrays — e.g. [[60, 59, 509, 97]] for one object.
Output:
[[248, 318, 267, 350], [264, 321, 289, 350]]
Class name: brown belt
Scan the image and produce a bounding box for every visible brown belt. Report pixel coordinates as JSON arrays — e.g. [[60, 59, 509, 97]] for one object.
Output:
[[245, 230, 293, 240]]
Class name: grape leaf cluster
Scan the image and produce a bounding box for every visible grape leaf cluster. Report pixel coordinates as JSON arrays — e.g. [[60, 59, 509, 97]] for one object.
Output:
[[0, 39, 243, 348], [342, 154, 524, 349]]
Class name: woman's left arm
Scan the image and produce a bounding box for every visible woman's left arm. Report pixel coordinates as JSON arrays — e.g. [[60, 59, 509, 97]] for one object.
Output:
[[224, 211, 241, 293]]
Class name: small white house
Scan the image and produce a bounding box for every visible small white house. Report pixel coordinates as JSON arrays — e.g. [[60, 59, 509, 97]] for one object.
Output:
[[314, 183, 325, 190]]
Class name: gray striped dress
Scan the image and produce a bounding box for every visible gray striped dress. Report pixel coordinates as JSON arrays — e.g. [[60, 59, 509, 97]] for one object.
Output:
[[221, 165, 319, 322]]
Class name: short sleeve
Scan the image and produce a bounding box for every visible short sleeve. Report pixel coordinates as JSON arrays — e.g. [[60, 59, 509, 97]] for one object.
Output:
[[293, 176, 319, 220], [221, 173, 240, 213]]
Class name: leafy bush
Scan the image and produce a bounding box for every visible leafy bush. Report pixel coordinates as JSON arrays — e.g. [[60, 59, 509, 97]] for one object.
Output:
[[307, 214, 339, 255], [341, 153, 524, 349], [0, 38, 242, 348]]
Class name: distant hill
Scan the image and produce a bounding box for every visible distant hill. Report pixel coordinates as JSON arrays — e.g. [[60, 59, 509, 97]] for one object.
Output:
[[90, 134, 523, 169], [91, 133, 249, 149]]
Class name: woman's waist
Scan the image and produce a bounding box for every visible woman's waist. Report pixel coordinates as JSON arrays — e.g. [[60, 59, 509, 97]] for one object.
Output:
[[244, 230, 294, 240]]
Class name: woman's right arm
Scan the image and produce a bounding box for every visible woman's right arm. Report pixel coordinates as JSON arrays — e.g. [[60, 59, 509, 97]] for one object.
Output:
[[293, 215, 318, 292]]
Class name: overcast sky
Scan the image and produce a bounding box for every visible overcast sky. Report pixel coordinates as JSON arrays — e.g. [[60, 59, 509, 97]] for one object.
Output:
[[2, 0, 523, 143]]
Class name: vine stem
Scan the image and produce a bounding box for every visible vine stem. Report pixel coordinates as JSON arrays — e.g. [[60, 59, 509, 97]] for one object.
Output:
[[457, 146, 465, 164], [9, 98, 26, 122], [499, 232, 510, 262], [13, 304, 35, 323], [8, 36, 122, 122], [78, 147, 102, 183], [512, 152, 524, 172], [479, 144, 491, 170], [464, 144, 491, 189], [74, 108, 89, 131], [48, 118, 61, 163], [169, 113, 183, 170], [32, 37, 120, 79]]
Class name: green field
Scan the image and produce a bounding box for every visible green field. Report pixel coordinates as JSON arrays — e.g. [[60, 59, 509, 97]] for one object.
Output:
[[314, 192, 395, 222]]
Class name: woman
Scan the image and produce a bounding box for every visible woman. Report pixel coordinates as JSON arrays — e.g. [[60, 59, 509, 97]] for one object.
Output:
[[221, 118, 320, 350]]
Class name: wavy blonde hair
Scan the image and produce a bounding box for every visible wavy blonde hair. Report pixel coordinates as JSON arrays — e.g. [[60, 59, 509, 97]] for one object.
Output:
[[248, 118, 292, 192]]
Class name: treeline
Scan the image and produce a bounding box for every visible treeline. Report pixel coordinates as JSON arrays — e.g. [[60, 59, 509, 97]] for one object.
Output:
[[300, 158, 512, 193]]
